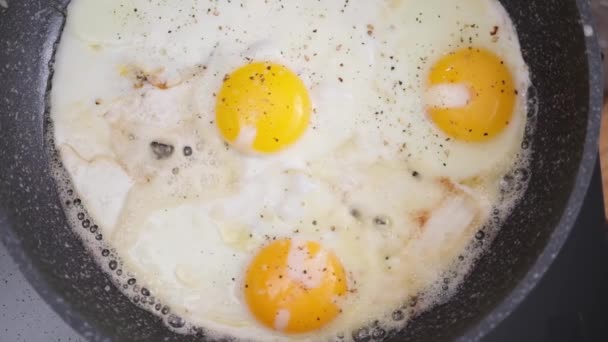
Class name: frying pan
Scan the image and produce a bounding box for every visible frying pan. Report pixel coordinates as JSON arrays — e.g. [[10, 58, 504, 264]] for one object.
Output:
[[0, 0, 603, 341]]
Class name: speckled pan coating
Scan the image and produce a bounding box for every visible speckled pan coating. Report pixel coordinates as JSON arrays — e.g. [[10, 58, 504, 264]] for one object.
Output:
[[0, 0, 602, 341]]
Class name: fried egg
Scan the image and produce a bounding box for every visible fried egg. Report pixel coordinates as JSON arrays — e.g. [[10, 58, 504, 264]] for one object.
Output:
[[50, 0, 531, 341]]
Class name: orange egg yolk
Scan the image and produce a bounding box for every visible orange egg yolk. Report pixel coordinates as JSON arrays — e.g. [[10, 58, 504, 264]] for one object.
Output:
[[216, 62, 312, 153], [244, 239, 347, 334], [426, 48, 516, 142]]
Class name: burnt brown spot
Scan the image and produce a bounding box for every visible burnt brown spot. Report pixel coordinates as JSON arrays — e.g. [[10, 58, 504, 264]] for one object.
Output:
[[133, 70, 147, 88], [439, 177, 458, 193], [150, 81, 168, 90], [367, 24, 375, 36], [413, 210, 430, 227]]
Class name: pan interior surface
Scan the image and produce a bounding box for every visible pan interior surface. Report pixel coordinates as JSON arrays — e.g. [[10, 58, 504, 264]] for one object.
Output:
[[0, 0, 601, 342]]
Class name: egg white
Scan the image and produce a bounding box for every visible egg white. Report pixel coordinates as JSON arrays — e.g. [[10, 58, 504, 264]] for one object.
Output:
[[51, 0, 530, 341]]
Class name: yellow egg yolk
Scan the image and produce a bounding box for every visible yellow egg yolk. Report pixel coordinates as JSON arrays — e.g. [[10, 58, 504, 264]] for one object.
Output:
[[216, 62, 312, 153], [426, 48, 516, 142], [244, 239, 347, 334]]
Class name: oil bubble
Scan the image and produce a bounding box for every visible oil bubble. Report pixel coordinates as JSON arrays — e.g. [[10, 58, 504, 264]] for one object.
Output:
[[353, 328, 371, 342], [371, 327, 386, 340], [392, 310, 405, 321], [108, 260, 118, 270], [168, 314, 186, 329]]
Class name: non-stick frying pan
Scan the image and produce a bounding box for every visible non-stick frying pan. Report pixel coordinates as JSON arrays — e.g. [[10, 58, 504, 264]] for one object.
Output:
[[0, 0, 603, 341]]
